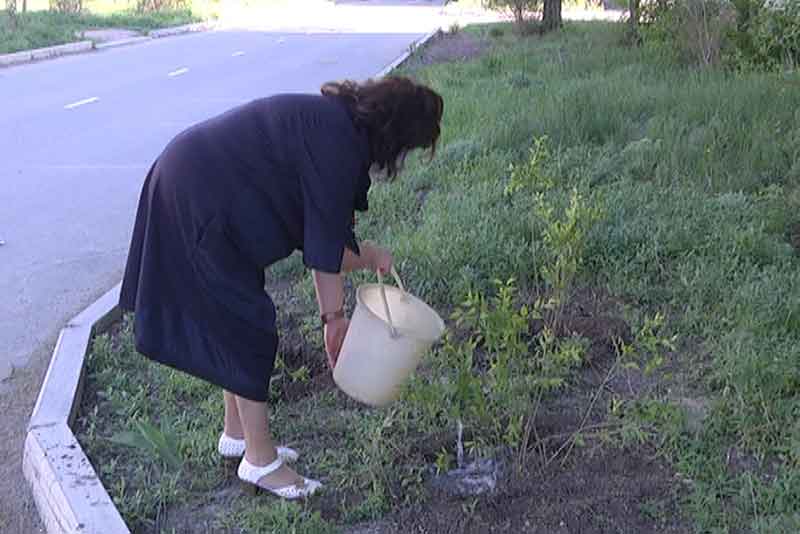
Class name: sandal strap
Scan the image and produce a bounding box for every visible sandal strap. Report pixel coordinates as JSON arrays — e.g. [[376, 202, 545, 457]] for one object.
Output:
[[269, 478, 323, 500], [237, 456, 284, 484]]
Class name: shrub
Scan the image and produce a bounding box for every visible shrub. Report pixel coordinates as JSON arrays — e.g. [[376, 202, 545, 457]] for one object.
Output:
[[748, 0, 800, 68], [5, 0, 17, 22], [641, 0, 737, 66], [136, 0, 187, 13], [484, 0, 541, 30], [50, 0, 82, 13], [641, 0, 800, 70]]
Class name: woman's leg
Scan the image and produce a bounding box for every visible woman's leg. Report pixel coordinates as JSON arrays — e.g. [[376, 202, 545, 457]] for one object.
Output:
[[234, 395, 307, 488], [223, 390, 244, 439]]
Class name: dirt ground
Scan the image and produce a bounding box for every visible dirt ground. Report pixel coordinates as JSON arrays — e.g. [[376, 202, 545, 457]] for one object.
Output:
[[341, 287, 692, 534], [404, 29, 492, 71], [0, 342, 50, 534], [346, 446, 689, 534], [121, 282, 693, 534]]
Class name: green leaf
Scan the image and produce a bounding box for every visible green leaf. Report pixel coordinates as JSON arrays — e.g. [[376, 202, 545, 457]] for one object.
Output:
[[134, 420, 183, 471], [108, 430, 150, 451]]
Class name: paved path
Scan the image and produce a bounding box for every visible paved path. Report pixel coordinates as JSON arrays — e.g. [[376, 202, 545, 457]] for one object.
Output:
[[0, 1, 443, 529]]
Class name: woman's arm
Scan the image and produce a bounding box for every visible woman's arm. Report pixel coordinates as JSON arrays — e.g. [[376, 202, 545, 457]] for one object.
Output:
[[313, 269, 347, 368], [312, 270, 344, 319], [312, 243, 393, 368]]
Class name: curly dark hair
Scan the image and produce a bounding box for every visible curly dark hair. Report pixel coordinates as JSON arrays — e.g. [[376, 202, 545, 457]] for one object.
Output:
[[321, 76, 444, 179]]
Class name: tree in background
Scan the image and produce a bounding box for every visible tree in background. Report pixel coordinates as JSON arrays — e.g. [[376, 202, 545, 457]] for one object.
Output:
[[5, 0, 17, 27], [542, 0, 563, 31]]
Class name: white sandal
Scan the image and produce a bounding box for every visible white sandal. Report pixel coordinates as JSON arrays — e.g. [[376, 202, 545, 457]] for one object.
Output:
[[237, 456, 322, 500], [217, 433, 299, 462]]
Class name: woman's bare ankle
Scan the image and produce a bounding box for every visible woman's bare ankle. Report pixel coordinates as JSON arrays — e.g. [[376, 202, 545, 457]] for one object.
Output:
[[245, 446, 278, 466], [222, 391, 245, 439], [223, 426, 245, 440]]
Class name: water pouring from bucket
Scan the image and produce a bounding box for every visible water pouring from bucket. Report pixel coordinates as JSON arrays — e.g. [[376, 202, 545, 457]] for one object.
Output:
[[333, 268, 446, 407]]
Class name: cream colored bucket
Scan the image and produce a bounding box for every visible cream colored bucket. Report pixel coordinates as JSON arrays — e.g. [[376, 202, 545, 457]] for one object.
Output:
[[333, 268, 445, 407]]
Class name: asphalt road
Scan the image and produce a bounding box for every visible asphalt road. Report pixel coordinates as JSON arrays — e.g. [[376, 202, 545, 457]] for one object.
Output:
[[0, 27, 435, 385]]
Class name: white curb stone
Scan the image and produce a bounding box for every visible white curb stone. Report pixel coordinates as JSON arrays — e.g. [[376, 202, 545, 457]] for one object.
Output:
[[0, 40, 93, 67], [148, 21, 214, 38], [376, 26, 441, 77], [95, 36, 152, 50], [23, 283, 129, 534], [27, 325, 93, 431], [24, 423, 129, 534]]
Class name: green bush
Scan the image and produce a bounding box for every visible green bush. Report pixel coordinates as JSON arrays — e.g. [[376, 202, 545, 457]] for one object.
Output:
[[5, 0, 17, 21], [642, 0, 800, 70], [135, 0, 186, 14], [484, 0, 540, 28], [749, 0, 800, 68], [725, 0, 800, 69], [641, 0, 737, 66]]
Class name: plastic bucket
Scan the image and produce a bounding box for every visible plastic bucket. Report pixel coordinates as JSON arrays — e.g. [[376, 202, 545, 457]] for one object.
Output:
[[333, 269, 445, 407]]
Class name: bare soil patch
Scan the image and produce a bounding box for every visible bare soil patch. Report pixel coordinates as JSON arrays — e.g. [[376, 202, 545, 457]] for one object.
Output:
[[405, 30, 492, 70], [353, 446, 688, 534], [343, 287, 690, 534]]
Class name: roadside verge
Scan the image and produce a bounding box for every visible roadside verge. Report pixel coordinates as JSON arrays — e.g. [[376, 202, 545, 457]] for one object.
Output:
[[0, 22, 213, 68]]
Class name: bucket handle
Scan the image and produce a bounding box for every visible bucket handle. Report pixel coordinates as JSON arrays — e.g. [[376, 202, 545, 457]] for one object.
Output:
[[376, 267, 405, 339]]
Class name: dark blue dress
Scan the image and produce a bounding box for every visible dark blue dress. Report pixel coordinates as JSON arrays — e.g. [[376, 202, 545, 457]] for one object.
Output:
[[119, 94, 372, 402]]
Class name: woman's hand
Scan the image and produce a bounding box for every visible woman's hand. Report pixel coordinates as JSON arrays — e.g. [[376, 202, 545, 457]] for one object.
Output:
[[364, 242, 393, 275], [324, 317, 349, 369], [341, 242, 394, 274]]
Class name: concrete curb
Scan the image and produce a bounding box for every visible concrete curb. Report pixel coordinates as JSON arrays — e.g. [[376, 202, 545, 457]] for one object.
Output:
[[376, 26, 441, 78], [0, 21, 214, 67], [23, 25, 442, 534], [23, 283, 129, 534], [91, 22, 215, 52], [0, 40, 93, 67], [148, 21, 215, 38], [94, 36, 152, 50]]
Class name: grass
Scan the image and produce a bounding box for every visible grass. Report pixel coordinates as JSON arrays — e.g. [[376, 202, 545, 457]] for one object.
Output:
[[0, 1, 205, 54], [75, 20, 800, 534]]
